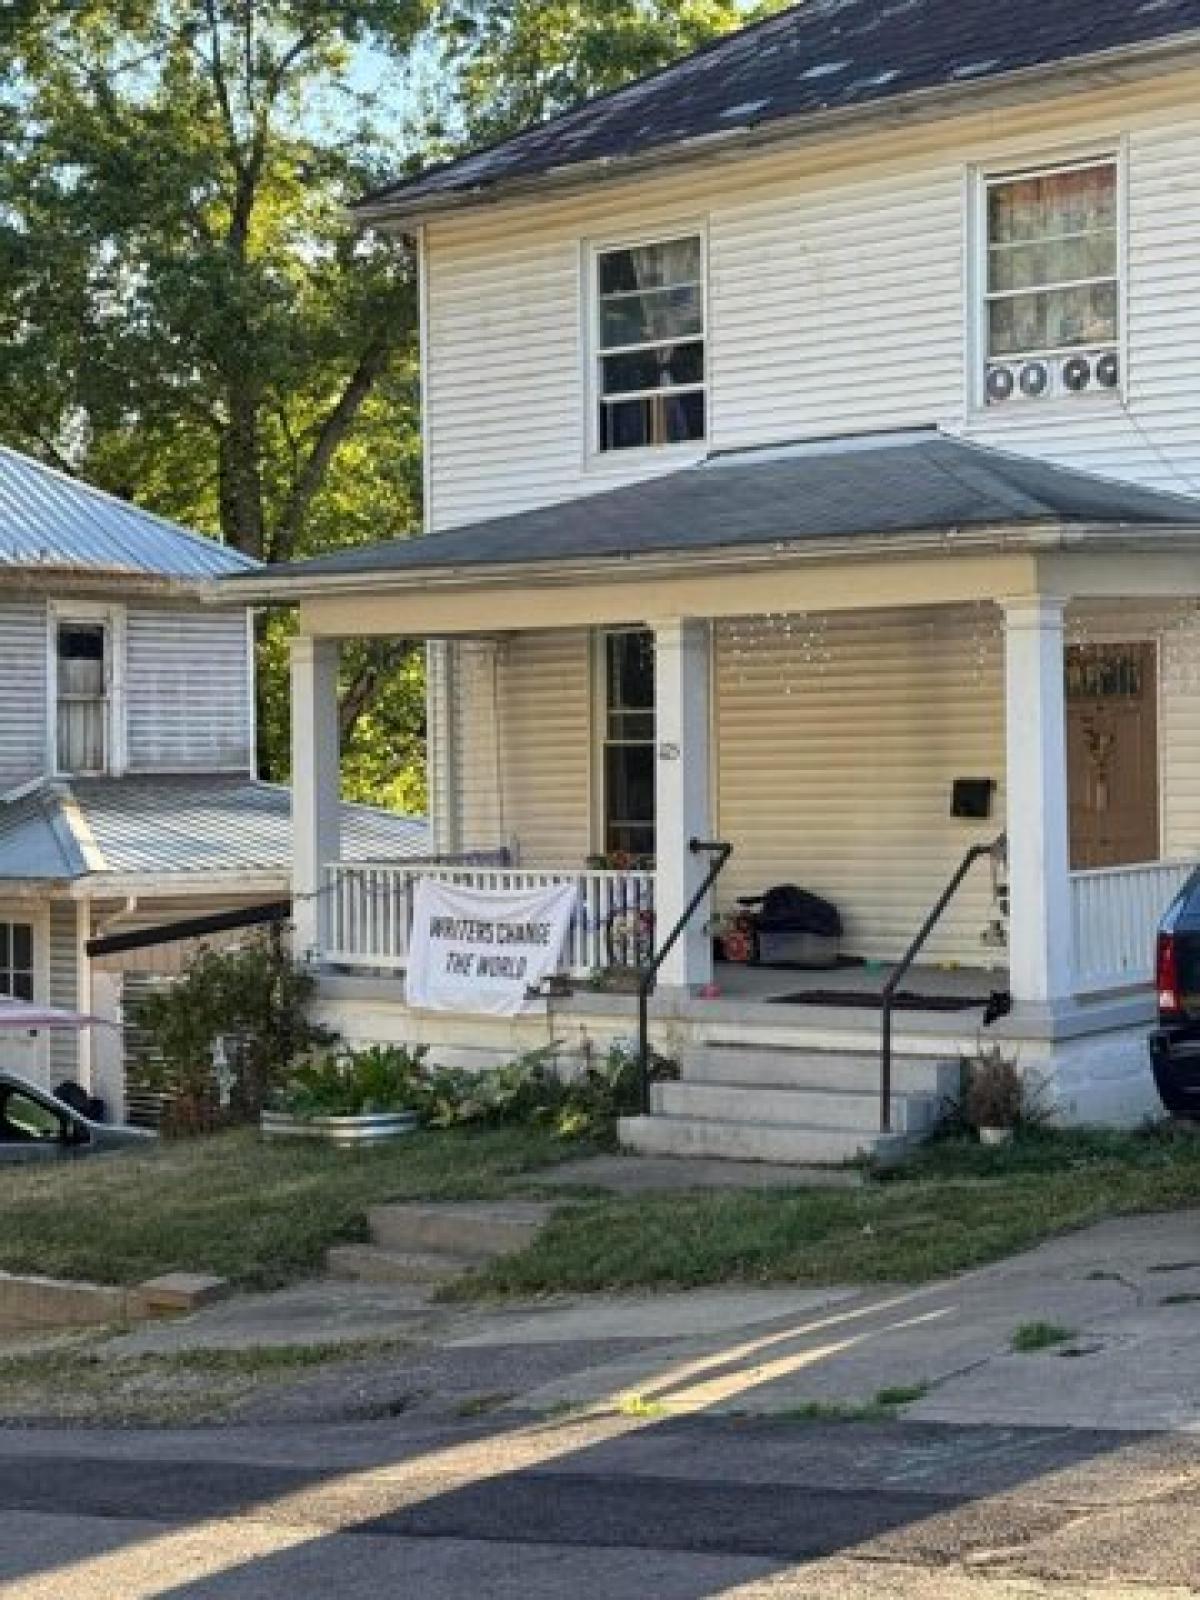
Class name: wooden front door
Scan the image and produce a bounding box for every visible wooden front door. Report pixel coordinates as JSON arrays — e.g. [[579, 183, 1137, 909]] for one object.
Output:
[[1066, 643, 1160, 870]]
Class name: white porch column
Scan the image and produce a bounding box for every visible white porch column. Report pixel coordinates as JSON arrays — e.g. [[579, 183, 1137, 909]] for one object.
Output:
[[1002, 595, 1074, 1007], [291, 635, 341, 963], [652, 618, 713, 991]]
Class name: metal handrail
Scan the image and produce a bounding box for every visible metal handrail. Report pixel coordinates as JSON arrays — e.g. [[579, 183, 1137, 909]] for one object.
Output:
[[638, 840, 733, 1115], [880, 833, 1007, 1134]]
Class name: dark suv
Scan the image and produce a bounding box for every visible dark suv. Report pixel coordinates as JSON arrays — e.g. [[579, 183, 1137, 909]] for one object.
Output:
[[1149, 870, 1200, 1119]]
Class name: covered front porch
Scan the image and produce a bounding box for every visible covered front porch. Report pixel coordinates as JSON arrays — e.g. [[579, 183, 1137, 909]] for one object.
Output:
[[263, 433, 1200, 1140], [298, 590, 1197, 1005]]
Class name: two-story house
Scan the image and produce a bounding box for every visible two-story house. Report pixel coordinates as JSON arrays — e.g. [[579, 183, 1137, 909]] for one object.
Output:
[[239, 0, 1200, 1160], [0, 445, 426, 1116]]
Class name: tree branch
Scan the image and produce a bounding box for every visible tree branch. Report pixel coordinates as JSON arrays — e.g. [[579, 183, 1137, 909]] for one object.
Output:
[[267, 330, 395, 564], [339, 641, 414, 745]]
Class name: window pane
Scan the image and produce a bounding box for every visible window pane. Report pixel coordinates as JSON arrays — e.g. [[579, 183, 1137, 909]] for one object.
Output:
[[989, 166, 1116, 245], [0, 925, 9, 970], [58, 700, 107, 772], [11, 925, 32, 973], [606, 632, 655, 712], [601, 341, 704, 398], [600, 391, 706, 451], [11, 973, 33, 1002], [988, 282, 1118, 356], [600, 286, 703, 350], [609, 711, 656, 743], [605, 745, 656, 852], [57, 624, 106, 663], [989, 230, 1116, 293], [599, 237, 701, 296]]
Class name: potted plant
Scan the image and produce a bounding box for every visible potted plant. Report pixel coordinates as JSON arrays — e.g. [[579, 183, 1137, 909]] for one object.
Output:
[[961, 1043, 1024, 1145], [262, 1045, 431, 1148]]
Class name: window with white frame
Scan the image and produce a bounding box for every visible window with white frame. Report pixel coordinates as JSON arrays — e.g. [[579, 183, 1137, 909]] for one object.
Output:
[[56, 620, 110, 774], [0, 922, 34, 1003], [599, 630, 656, 861], [982, 159, 1121, 407], [594, 234, 706, 453]]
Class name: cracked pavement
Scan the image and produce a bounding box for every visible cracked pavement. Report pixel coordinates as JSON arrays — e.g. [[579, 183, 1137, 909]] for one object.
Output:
[[1, 1212, 1198, 1594]]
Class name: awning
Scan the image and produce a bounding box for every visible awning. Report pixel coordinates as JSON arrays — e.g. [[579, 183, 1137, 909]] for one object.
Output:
[[0, 1002, 107, 1031]]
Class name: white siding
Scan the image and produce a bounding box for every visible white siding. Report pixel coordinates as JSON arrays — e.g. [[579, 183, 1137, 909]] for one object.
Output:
[[425, 71, 1200, 529], [0, 600, 47, 788], [125, 609, 252, 773], [716, 606, 1007, 965], [46, 900, 80, 1081]]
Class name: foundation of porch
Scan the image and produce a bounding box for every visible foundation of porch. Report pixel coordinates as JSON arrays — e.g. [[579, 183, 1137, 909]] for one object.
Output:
[[312, 960, 1163, 1163]]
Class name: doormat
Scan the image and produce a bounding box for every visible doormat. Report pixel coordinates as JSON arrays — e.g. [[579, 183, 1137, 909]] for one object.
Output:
[[768, 990, 987, 1012]]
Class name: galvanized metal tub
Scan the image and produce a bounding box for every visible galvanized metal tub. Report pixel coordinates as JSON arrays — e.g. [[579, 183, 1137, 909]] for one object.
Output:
[[260, 1110, 423, 1148]]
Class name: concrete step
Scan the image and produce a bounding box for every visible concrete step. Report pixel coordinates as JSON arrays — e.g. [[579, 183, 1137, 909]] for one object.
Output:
[[325, 1245, 463, 1287], [619, 1115, 913, 1167], [368, 1202, 550, 1259], [653, 1080, 939, 1135], [683, 1046, 961, 1098]]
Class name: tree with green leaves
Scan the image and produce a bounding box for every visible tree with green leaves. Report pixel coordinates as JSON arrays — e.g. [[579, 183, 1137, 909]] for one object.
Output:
[[0, 0, 433, 791], [0, 1, 770, 807], [440, 0, 776, 141]]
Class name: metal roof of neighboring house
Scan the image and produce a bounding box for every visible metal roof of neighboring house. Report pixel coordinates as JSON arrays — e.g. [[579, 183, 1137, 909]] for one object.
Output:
[[0, 776, 429, 884], [357, 0, 1200, 222], [0, 446, 259, 580], [232, 433, 1200, 590]]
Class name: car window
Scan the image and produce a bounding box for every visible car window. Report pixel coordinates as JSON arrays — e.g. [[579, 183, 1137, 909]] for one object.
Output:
[[1, 1090, 68, 1143]]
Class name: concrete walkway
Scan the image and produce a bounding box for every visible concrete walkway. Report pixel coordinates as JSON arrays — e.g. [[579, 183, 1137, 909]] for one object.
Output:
[[93, 1210, 1200, 1436], [494, 1213, 1200, 1432]]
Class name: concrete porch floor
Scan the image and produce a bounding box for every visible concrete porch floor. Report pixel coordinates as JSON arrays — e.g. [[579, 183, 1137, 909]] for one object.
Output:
[[554, 959, 1005, 1046], [702, 960, 1003, 1006]]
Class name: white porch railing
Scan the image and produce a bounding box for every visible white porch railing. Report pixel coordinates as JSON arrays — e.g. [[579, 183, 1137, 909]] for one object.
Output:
[[322, 862, 656, 977], [1071, 859, 1194, 993]]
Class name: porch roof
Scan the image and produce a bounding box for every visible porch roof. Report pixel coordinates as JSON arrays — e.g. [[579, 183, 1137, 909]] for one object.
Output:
[[0, 776, 429, 886], [231, 432, 1200, 596]]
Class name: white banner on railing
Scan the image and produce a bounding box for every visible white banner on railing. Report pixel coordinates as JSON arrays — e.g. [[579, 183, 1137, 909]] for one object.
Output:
[[405, 878, 577, 1017]]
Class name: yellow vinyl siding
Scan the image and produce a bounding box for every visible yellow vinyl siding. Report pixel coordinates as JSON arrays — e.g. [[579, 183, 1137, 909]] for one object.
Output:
[[715, 606, 1006, 965]]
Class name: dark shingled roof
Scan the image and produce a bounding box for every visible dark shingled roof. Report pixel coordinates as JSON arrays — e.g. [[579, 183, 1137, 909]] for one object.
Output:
[[243, 433, 1200, 585], [358, 0, 1200, 221]]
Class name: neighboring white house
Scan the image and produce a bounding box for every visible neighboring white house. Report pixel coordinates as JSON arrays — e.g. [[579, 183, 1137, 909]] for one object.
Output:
[[238, 0, 1200, 1156], [0, 445, 426, 1116]]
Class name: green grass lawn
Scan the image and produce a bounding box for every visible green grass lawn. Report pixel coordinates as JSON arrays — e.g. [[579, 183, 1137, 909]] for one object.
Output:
[[0, 1126, 584, 1290], [458, 1123, 1200, 1298], [4, 1122, 1199, 1299]]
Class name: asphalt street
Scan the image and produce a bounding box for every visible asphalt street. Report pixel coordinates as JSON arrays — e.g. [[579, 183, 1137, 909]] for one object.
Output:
[[0, 1412, 1196, 1598]]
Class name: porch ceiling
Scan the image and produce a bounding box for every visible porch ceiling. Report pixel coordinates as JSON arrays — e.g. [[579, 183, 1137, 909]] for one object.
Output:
[[230, 432, 1200, 605]]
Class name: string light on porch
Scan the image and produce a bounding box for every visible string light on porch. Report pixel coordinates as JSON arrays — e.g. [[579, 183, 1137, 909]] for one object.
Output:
[[721, 610, 834, 695], [968, 600, 1002, 688], [1162, 601, 1200, 698]]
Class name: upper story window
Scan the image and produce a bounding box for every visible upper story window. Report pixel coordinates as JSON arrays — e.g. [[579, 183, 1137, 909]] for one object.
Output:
[[594, 234, 706, 453], [56, 620, 110, 774], [982, 159, 1121, 408]]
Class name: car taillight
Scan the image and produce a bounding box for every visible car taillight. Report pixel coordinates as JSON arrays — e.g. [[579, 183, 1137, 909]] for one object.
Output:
[[1158, 932, 1182, 1019]]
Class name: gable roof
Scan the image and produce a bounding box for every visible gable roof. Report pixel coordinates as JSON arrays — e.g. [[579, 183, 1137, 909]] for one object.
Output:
[[358, 0, 1200, 224], [0, 776, 428, 884], [231, 433, 1200, 593], [0, 446, 258, 580]]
